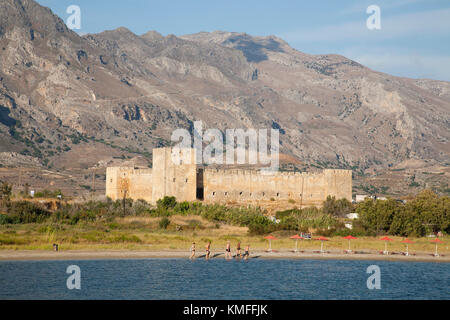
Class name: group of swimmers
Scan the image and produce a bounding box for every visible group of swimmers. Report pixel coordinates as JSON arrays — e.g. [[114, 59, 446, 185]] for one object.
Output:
[[190, 241, 250, 260]]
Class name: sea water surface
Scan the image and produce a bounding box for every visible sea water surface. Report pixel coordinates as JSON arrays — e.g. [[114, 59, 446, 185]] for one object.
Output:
[[0, 259, 449, 300]]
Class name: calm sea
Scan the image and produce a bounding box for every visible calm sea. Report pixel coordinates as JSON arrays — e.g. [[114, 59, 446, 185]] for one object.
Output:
[[0, 259, 448, 300]]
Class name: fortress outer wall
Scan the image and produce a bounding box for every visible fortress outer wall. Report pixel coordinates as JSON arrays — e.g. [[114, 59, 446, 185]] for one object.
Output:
[[203, 168, 352, 207]]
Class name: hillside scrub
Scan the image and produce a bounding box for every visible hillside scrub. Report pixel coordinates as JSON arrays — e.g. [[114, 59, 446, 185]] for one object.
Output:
[[0, 190, 448, 237]]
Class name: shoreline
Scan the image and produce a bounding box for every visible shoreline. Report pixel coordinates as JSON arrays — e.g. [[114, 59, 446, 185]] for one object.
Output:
[[0, 250, 448, 263]]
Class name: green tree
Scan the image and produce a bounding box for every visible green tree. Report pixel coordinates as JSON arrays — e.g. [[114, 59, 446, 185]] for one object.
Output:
[[405, 190, 449, 235], [356, 198, 399, 235], [389, 208, 425, 237], [157, 196, 177, 210], [323, 196, 353, 217]]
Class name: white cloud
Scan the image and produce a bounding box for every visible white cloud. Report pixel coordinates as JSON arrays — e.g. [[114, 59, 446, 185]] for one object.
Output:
[[339, 0, 432, 16], [280, 7, 450, 42], [279, 5, 450, 81], [346, 51, 450, 81]]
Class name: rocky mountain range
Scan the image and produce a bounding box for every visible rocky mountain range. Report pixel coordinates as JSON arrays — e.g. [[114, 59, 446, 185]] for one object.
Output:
[[0, 0, 449, 196]]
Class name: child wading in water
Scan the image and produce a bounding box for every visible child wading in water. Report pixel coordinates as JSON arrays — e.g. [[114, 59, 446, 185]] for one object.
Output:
[[225, 241, 232, 260], [189, 242, 196, 260], [236, 242, 241, 258], [205, 242, 211, 260]]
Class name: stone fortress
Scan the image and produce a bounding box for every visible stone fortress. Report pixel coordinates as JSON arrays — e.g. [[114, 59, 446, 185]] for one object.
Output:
[[106, 148, 352, 208]]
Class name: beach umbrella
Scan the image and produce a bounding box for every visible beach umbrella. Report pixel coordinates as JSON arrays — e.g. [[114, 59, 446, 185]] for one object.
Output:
[[315, 236, 329, 253], [430, 238, 444, 257], [290, 234, 303, 252], [264, 235, 277, 252], [401, 239, 414, 256], [379, 236, 393, 254], [343, 235, 357, 252]]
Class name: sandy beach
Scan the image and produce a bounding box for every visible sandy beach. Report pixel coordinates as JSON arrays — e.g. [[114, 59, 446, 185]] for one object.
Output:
[[0, 249, 448, 263]]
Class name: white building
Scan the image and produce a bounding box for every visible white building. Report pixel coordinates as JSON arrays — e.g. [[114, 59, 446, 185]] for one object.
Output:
[[355, 195, 368, 203], [346, 213, 359, 220]]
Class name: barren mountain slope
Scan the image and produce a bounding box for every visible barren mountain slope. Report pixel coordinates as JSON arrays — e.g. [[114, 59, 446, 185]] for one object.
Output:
[[0, 0, 449, 196]]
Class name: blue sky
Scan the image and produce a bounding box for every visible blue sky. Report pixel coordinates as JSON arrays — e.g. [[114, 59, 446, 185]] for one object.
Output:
[[36, 0, 450, 81]]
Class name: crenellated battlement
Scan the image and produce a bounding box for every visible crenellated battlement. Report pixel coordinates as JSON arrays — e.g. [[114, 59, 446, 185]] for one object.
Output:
[[323, 169, 353, 176], [203, 168, 340, 177]]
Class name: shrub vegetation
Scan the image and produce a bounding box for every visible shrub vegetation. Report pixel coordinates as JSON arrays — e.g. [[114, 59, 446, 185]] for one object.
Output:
[[0, 190, 448, 237]]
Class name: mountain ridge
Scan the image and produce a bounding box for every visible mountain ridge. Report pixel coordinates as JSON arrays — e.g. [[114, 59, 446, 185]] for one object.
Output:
[[0, 0, 449, 196]]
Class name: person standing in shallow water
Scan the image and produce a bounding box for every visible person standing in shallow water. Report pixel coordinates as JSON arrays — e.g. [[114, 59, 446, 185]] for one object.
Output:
[[225, 241, 231, 260], [206, 242, 211, 260], [244, 244, 250, 261], [189, 242, 196, 260], [236, 241, 241, 259]]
